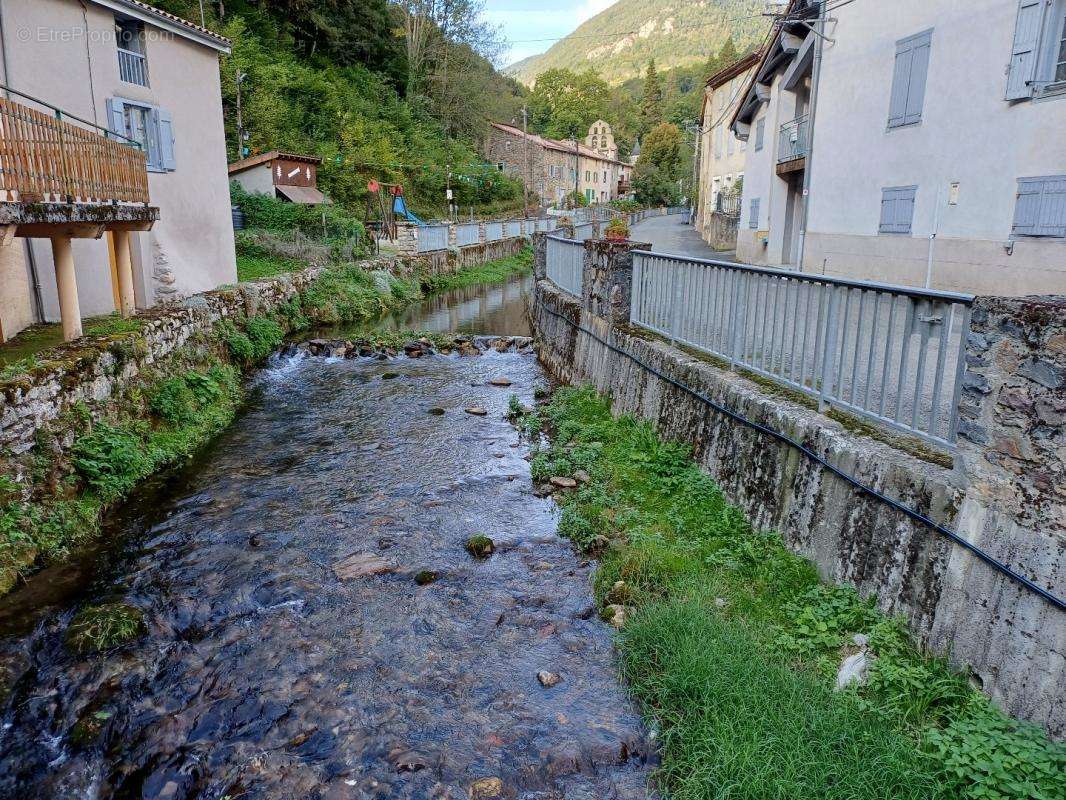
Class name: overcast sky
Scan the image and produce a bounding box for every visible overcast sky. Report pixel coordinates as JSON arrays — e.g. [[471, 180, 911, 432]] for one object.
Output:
[[484, 0, 620, 66]]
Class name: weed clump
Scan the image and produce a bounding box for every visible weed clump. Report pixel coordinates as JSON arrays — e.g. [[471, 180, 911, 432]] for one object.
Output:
[[465, 535, 494, 559], [65, 602, 145, 654]]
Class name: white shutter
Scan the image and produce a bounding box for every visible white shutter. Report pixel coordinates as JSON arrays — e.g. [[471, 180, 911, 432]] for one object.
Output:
[[157, 109, 176, 171], [1005, 0, 1047, 100]]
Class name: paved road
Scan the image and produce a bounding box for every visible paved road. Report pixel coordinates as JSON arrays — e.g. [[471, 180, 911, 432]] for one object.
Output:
[[631, 213, 737, 262]]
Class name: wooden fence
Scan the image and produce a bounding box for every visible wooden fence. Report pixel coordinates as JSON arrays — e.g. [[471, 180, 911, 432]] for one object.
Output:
[[0, 95, 149, 205]]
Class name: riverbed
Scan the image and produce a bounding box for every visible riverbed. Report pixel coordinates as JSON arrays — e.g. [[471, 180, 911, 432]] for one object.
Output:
[[0, 275, 653, 799]]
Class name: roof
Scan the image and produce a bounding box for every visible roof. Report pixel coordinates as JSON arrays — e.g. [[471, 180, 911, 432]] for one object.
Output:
[[490, 122, 629, 167], [92, 0, 230, 51], [276, 185, 329, 205], [228, 151, 323, 175], [705, 51, 761, 90]]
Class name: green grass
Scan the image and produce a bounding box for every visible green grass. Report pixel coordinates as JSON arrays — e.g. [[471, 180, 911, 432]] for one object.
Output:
[[236, 253, 302, 282], [0, 313, 144, 368], [523, 386, 1065, 800], [420, 248, 533, 294]]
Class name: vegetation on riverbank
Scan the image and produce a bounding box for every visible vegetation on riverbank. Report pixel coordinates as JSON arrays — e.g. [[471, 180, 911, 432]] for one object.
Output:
[[521, 386, 1065, 800], [0, 250, 532, 596], [421, 250, 533, 294]]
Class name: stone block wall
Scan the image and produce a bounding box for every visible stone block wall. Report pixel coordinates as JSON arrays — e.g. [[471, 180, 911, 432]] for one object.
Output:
[[530, 240, 1066, 737]]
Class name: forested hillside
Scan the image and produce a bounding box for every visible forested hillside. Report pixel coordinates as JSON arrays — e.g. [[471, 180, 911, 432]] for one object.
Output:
[[150, 1, 527, 216], [506, 0, 766, 86]]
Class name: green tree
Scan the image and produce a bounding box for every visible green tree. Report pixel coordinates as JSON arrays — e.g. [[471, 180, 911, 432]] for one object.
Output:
[[632, 122, 682, 205], [640, 59, 664, 133], [528, 68, 612, 139]]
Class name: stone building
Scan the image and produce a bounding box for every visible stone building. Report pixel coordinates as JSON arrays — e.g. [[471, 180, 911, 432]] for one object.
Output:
[[486, 121, 632, 207]]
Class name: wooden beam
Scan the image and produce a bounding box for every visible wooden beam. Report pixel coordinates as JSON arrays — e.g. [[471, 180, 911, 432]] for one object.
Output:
[[15, 223, 106, 239]]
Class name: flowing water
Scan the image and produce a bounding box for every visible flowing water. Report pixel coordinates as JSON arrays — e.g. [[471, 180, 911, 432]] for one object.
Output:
[[0, 275, 653, 799]]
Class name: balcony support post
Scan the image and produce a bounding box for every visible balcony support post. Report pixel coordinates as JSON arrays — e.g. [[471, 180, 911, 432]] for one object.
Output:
[[50, 235, 82, 341], [112, 229, 136, 317]]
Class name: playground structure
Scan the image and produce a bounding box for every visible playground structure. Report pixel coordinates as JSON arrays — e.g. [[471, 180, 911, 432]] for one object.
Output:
[[364, 181, 425, 251]]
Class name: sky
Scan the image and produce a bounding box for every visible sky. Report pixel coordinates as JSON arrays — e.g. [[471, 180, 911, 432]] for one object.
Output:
[[484, 0, 620, 67]]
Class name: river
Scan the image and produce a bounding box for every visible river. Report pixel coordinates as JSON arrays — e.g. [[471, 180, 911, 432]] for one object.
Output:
[[0, 274, 653, 799]]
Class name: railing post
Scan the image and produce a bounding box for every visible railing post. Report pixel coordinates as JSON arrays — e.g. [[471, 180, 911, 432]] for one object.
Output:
[[818, 286, 841, 412]]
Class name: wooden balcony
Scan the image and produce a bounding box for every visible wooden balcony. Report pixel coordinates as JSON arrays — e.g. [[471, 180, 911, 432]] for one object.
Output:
[[0, 87, 159, 341]]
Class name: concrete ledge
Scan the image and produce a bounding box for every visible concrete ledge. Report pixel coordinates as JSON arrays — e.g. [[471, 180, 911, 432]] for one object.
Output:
[[0, 201, 159, 228], [532, 277, 1066, 737]]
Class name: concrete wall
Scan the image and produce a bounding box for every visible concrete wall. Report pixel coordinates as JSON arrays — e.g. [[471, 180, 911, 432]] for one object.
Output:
[[231, 163, 276, 196], [0, 0, 236, 335], [803, 0, 1066, 295], [530, 233, 1065, 736]]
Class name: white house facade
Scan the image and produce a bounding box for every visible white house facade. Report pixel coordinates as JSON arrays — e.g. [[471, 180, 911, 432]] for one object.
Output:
[[732, 0, 1066, 296], [0, 0, 236, 340]]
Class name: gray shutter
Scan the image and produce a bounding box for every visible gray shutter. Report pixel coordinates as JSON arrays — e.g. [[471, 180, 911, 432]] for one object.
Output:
[[749, 198, 760, 229], [755, 118, 765, 151], [1005, 0, 1045, 100], [1014, 176, 1066, 237], [1012, 178, 1044, 235], [105, 98, 126, 139], [880, 186, 917, 233], [158, 109, 176, 171], [887, 48, 912, 127], [889, 30, 932, 127], [1038, 177, 1066, 237]]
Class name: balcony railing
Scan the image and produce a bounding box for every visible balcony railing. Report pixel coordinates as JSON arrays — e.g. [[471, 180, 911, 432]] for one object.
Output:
[[778, 114, 809, 164], [118, 48, 150, 87], [0, 85, 150, 205]]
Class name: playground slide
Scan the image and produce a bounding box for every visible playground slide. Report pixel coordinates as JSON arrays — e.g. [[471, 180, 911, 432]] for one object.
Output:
[[393, 195, 426, 226]]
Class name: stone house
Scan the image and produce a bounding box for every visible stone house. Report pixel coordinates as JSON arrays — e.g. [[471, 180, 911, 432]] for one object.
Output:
[[0, 0, 236, 341], [731, 0, 1066, 296], [695, 52, 759, 246], [486, 121, 632, 207]]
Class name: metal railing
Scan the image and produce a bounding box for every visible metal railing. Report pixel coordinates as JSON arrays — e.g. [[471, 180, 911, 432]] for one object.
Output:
[[629, 252, 973, 447], [417, 223, 450, 252], [484, 221, 503, 242], [546, 235, 584, 297], [455, 222, 479, 246], [572, 222, 597, 242], [778, 114, 809, 163], [505, 220, 522, 238], [0, 84, 149, 204], [117, 48, 150, 87]]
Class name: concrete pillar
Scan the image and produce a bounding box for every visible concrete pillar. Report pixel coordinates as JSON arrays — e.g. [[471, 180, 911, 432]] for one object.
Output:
[[113, 229, 136, 318], [50, 235, 82, 341], [581, 238, 651, 325]]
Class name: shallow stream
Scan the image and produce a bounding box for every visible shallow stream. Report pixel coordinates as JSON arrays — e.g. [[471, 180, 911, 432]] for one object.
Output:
[[0, 275, 653, 799]]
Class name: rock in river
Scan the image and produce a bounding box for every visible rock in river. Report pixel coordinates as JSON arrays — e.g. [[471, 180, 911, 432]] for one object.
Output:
[[469, 777, 504, 799], [332, 552, 396, 580], [537, 670, 562, 688], [465, 406, 489, 416], [489, 377, 513, 387], [465, 535, 495, 559]]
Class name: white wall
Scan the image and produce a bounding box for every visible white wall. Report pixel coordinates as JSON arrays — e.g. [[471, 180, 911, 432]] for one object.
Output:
[[805, 0, 1066, 295], [0, 0, 236, 333], [232, 164, 275, 196]]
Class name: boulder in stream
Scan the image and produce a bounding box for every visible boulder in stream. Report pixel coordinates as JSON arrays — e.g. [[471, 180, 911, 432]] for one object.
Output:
[[332, 552, 396, 580], [465, 535, 495, 559]]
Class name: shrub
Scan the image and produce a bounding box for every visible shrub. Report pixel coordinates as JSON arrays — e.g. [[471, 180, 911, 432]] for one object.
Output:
[[231, 182, 364, 242], [246, 317, 284, 360], [149, 377, 198, 424], [72, 423, 157, 503]]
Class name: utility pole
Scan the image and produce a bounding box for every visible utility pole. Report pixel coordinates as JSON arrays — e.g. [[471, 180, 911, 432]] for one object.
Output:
[[235, 70, 248, 157], [521, 105, 531, 216]]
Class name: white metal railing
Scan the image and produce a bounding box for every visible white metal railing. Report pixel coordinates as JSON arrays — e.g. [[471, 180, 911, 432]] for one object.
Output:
[[546, 235, 584, 297], [118, 48, 150, 87], [505, 220, 522, 238], [572, 222, 596, 242], [629, 252, 973, 447], [484, 221, 503, 242], [778, 114, 809, 163], [455, 222, 479, 247], [417, 223, 450, 252]]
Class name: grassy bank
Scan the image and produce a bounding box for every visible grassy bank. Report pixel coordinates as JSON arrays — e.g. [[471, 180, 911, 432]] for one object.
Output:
[[519, 386, 1064, 800], [0, 249, 532, 595]]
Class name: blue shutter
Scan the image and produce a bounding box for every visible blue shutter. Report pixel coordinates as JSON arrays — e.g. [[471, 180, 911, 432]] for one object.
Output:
[[880, 186, 917, 233], [1013, 176, 1066, 237], [1012, 178, 1044, 235], [754, 118, 765, 151], [888, 30, 932, 128], [1038, 177, 1066, 237], [158, 109, 176, 171], [1005, 0, 1045, 100], [105, 98, 126, 140], [749, 198, 760, 229]]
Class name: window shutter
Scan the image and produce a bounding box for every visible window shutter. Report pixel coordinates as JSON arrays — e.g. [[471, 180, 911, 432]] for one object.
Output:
[[880, 186, 916, 233], [1005, 0, 1045, 100], [904, 32, 932, 124], [887, 48, 912, 127], [1037, 177, 1066, 237], [1014, 176, 1066, 237], [105, 98, 126, 139], [749, 198, 760, 229], [755, 118, 765, 151], [1011, 178, 1043, 235], [157, 109, 176, 171]]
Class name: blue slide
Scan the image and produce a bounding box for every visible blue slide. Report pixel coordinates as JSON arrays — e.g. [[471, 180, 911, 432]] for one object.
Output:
[[393, 195, 425, 226]]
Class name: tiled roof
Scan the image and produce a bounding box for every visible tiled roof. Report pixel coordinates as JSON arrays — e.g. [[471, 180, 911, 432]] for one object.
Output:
[[103, 0, 230, 48], [490, 122, 629, 167]]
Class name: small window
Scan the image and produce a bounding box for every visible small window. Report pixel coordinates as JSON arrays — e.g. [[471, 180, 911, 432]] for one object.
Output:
[[879, 185, 917, 234], [754, 118, 765, 151], [888, 30, 932, 128], [749, 197, 760, 229], [107, 98, 175, 172], [496, 162, 505, 171], [1012, 175, 1066, 237], [115, 17, 149, 87]]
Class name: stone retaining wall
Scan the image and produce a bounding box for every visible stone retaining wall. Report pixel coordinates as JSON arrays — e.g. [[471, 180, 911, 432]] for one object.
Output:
[[530, 234, 1065, 737]]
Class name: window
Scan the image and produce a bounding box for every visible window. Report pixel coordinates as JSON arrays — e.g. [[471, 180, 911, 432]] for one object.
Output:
[[887, 29, 932, 128], [1012, 175, 1066, 237], [879, 186, 917, 234], [749, 198, 760, 229], [115, 17, 149, 87], [754, 118, 765, 151], [585, 170, 591, 182], [727, 132, 734, 156], [107, 98, 174, 172], [496, 162, 505, 172], [714, 126, 723, 158], [1007, 0, 1066, 99]]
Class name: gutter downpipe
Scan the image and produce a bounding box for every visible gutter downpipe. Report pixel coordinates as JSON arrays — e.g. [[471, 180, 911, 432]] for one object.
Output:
[[0, 0, 44, 324], [795, 0, 826, 273]]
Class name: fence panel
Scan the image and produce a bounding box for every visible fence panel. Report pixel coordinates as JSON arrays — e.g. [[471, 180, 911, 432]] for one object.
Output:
[[545, 236, 584, 297], [572, 222, 596, 242], [630, 252, 973, 447], [505, 220, 522, 238], [455, 222, 479, 247], [484, 222, 503, 242], [417, 223, 450, 252]]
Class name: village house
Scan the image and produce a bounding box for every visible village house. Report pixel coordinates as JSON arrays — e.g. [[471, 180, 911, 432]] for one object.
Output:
[[486, 121, 632, 207], [695, 51, 759, 248], [0, 0, 235, 342], [732, 0, 1066, 296], [228, 151, 328, 205]]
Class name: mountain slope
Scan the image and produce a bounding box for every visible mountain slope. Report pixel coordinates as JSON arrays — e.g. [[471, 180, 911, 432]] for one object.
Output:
[[506, 0, 767, 86]]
